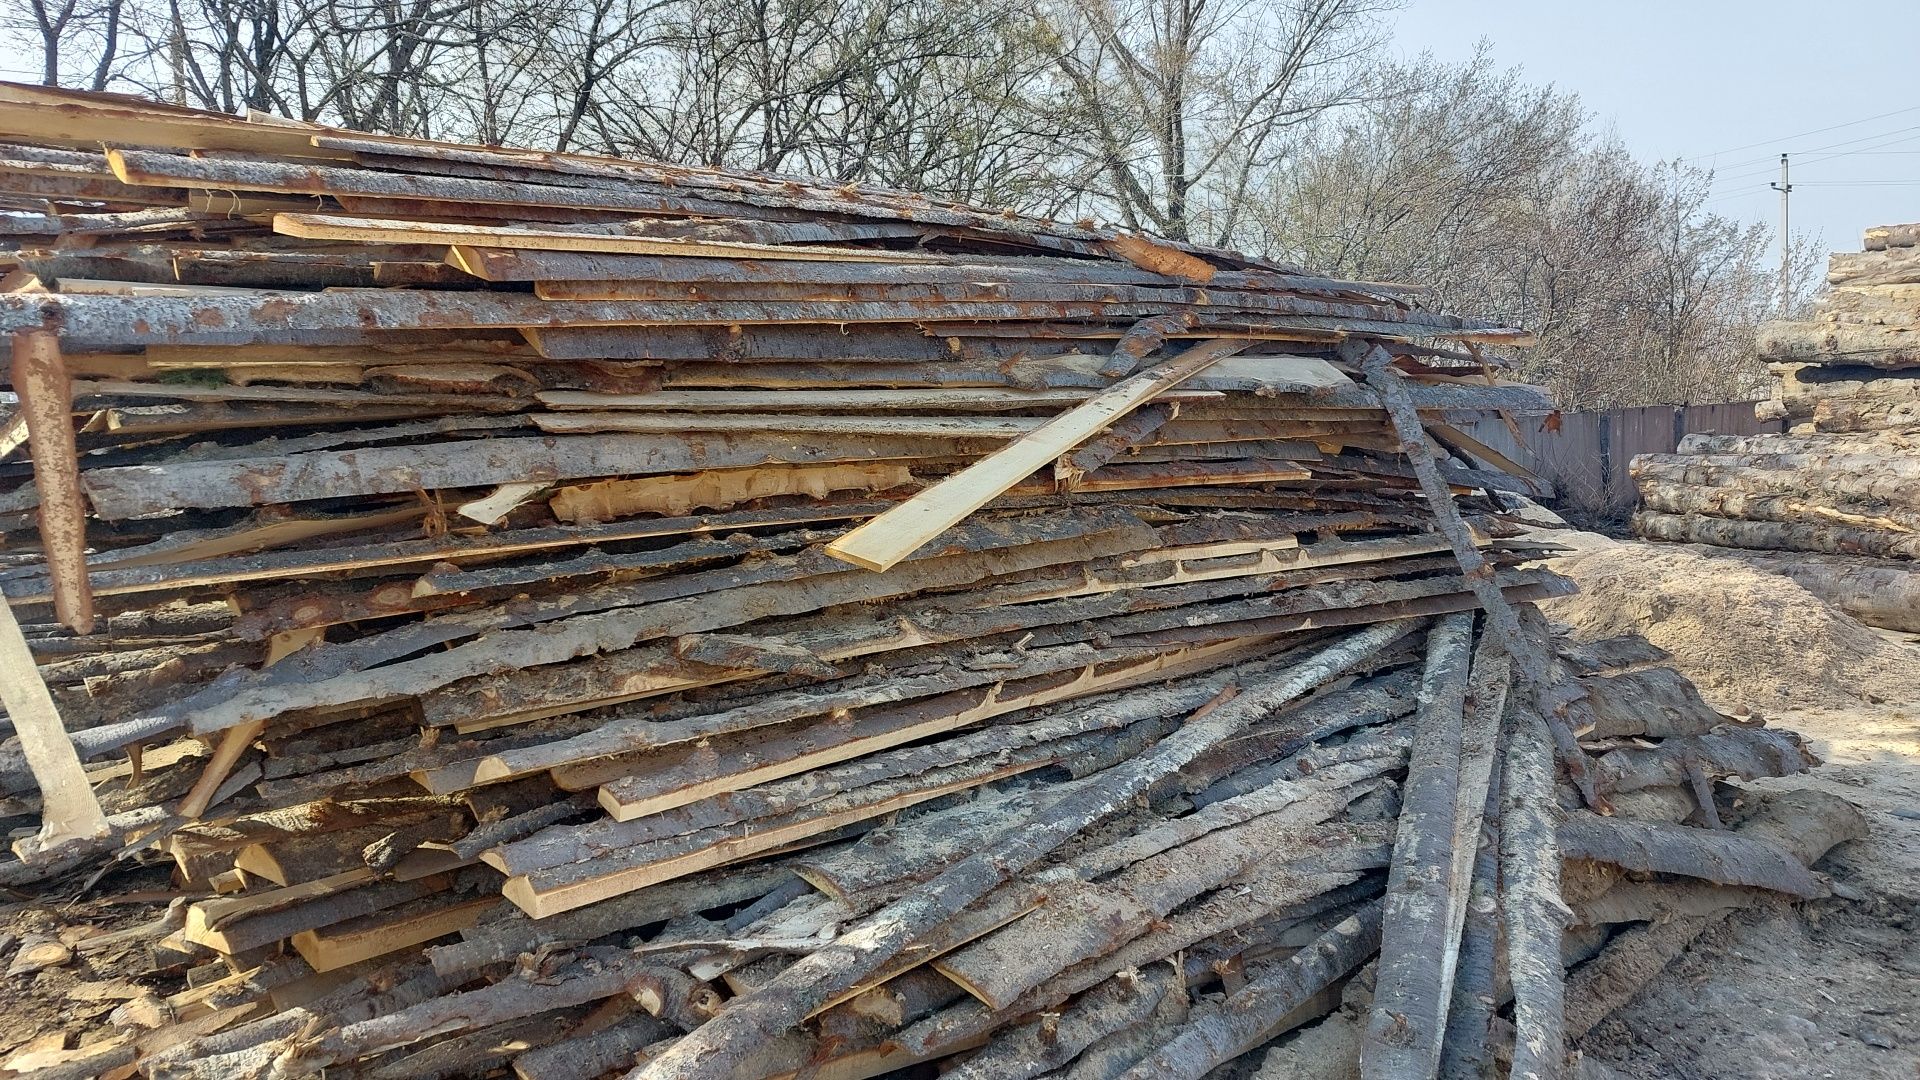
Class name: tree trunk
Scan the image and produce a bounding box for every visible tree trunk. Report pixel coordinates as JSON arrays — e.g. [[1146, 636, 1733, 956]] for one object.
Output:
[[1631, 510, 1920, 560], [1500, 706, 1568, 1080], [1636, 480, 1920, 534], [1360, 612, 1475, 1079]]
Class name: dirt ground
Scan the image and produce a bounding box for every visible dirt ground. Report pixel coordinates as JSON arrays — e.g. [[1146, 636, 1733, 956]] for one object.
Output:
[[1548, 537, 1920, 1080]]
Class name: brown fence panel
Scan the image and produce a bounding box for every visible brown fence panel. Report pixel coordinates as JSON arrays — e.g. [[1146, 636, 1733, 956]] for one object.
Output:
[[1449, 401, 1781, 522]]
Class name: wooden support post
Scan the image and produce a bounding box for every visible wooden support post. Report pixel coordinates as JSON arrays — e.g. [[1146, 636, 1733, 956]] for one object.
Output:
[[825, 340, 1247, 571], [0, 587, 109, 860], [11, 328, 93, 634]]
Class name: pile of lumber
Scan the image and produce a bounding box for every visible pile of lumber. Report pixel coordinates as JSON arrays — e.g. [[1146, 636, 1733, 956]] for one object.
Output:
[[1631, 221, 1920, 631], [0, 85, 1861, 1080]]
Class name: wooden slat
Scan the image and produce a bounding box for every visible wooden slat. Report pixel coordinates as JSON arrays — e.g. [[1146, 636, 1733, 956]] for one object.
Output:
[[273, 213, 945, 263], [498, 763, 1040, 918], [826, 340, 1248, 570], [0, 587, 109, 859]]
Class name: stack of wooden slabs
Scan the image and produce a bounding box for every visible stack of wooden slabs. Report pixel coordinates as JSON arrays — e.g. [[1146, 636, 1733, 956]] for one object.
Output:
[[1631, 220, 1920, 631], [0, 85, 1844, 1080]]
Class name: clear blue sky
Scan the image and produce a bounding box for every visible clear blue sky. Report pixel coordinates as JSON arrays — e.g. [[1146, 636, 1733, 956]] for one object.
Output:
[[1391, 0, 1920, 256]]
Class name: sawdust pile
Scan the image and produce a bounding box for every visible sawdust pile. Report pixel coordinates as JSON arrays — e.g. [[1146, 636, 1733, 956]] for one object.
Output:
[[1544, 542, 1919, 711]]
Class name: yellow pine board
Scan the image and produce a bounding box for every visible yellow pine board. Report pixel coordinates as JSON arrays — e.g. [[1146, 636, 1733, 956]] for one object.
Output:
[[825, 339, 1249, 571]]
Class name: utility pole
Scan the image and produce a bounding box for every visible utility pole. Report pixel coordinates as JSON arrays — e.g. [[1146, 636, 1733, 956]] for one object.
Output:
[[1770, 153, 1792, 314]]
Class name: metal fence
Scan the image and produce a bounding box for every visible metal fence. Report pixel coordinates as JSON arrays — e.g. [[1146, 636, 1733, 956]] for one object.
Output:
[[1451, 402, 1782, 522]]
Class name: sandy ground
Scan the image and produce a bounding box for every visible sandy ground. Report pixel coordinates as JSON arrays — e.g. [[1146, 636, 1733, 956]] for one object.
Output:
[[1548, 537, 1920, 1080]]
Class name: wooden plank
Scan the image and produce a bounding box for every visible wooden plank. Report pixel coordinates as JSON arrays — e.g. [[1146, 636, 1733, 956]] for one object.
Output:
[[2, 503, 894, 603], [498, 764, 1040, 918], [290, 895, 494, 973], [273, 213, 944, 263], [826, 340, 1248, 571], [589, 642, 1249, 820], [549, 463, 914, 523], [531, 412, 1039, 439], [180, 868, 380, 953], [176, 626, 323, 820], [0, 587, 110, 860], [534, 387, 1222, 412], [79, 432, 1005, 519], [0, 85, 347, 159]]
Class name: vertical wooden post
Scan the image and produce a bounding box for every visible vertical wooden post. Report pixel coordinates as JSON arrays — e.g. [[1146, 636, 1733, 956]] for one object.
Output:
[[0, 588, 109, 860], [11, 328, 94, 635]]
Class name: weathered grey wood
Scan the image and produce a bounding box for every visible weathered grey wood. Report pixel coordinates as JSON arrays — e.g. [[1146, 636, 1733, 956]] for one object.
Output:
[[511, 1012, 671, 1080], [1576, 667, 1727, 740], [79, 431, 998, 518], [1561, 790, 1866, 1042], [625, 620, 1417, 1080], [1592, 727, 1811, 794], [891, 856, 1375, 1060], [176, 515, 1156, 734], [1120, 902, 1384, 1080], [0, 288, 1511, 352], [827, 340, 1247, 571], [1556, 813, 1828, 898], [1436, 749, 1504, 1080], [272, 948, 658, 1076], [502, 709, 1180, 880], [1060, 978, 1195, 1080], [952, 965, 1184, 1080], [1501, 704, 1568, 1080], [1360, 612, 1474, 1080], [425, 861, 797, 979]]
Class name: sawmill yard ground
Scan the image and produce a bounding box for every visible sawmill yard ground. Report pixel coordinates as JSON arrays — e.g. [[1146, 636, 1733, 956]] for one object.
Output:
[[0, 539, 1916, 1078], [1548, 537, 1920, 1080]]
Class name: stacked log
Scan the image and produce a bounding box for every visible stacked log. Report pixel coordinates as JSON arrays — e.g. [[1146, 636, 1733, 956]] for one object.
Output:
[[0, 84, 1859, 1080], [1631, 223, 1920, 631]]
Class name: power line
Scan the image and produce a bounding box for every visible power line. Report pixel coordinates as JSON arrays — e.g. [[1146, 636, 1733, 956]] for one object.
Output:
[[1707, 127, 1920, 192], [1688, 104, 1920, 162], [1704, 121, 1920, 178]]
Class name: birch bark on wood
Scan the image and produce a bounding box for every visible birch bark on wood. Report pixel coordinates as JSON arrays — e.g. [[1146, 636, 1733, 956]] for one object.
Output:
[[1500, 705, 1568, 1080], [625, 620, 1417, 1080], [1358, 613, 1473, 1079]]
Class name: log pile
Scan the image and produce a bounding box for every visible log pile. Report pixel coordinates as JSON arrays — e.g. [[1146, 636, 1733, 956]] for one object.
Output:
[[0, 85, 1860, 1080], [1630, 221, 1920, 631]]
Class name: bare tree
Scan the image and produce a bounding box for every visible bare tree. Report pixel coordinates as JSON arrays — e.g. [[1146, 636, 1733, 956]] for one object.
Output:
[[1036, 0, 1392, 242], [4, 0, 127, 87], [1247, 52, 1802, 408]]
